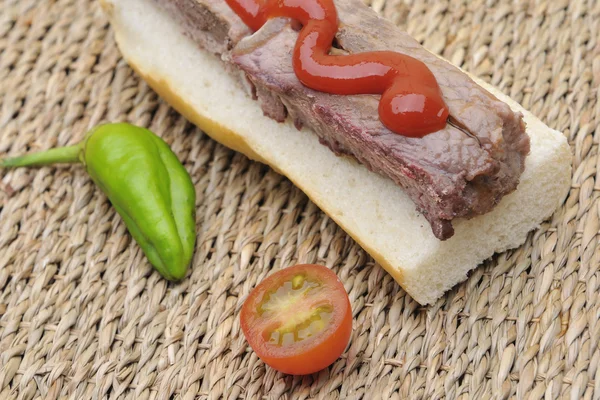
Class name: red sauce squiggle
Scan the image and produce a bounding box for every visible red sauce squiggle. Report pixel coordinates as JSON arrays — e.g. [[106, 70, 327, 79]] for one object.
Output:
[[225, 0, 449, 137]]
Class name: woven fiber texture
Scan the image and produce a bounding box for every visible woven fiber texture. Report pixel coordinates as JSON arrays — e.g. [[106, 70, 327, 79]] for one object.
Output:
[[0, 0, 599, 398]]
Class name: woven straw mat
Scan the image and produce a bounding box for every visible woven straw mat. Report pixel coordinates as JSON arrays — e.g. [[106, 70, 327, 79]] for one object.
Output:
[[0, 0, 599, 398]]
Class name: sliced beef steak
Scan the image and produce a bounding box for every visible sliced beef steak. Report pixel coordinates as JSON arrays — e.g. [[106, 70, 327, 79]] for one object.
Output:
[[153, 0, 530, 240]]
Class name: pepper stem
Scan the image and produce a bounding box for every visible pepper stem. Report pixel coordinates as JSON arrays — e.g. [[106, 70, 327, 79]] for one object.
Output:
[[0, 144, 81, 168]]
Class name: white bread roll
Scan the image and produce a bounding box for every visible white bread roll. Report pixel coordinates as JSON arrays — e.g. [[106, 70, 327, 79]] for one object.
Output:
[[100, 0, 571, 304]]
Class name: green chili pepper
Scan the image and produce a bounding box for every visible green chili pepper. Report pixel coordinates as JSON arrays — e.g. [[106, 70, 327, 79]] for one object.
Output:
[[1, 123, 196, 281]]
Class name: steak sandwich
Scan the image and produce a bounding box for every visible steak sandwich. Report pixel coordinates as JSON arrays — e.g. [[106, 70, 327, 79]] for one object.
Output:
[[101, 0, 571, 304]]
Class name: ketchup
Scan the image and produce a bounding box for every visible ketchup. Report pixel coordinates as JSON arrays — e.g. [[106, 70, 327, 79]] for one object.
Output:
[[225, 0, 449, 137]]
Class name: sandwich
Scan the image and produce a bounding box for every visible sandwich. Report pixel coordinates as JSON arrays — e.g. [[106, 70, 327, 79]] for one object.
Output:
[[100, 0, 571, 304]]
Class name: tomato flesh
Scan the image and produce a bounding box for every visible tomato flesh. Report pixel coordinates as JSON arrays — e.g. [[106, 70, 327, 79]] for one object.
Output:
[[240, 264, 352, 375]]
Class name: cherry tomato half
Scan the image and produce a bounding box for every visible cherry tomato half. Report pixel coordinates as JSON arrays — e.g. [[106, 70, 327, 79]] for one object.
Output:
[[240, 264, 352, 375]]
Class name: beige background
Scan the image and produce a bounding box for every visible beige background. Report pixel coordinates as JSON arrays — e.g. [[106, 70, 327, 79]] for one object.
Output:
[[0, 0, 598, 398]]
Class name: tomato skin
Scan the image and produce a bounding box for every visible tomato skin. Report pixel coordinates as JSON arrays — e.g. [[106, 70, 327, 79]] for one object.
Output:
[[240, 264, 352, 375], [257, 308, 352, 375]]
